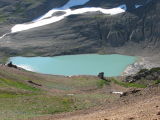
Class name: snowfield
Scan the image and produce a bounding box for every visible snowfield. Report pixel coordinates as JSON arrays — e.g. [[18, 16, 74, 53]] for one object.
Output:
[[11, 0, 127, 33]]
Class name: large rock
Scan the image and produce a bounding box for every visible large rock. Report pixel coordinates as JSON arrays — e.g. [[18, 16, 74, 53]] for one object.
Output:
[[125, 67, 160, 83]]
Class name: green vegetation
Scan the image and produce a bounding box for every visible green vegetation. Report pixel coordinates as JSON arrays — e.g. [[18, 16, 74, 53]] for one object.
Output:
[[138, 67, 160, 74], [43, 76, 109, 91], [0, 14, 6, 23], [138, 68, 149, 74], [96, 79, 110, 88], [109, 78, 147, 88], [135, 67, 160, 85], [1, 65, 155, 120], [23, 0, 45, 9], [0, 0, 46, 24], [0, 67, 118, 120], [0, 95, 75, 120], [0, 77, 39, 91], [0, 90, 35, 98], [155, 80, 160, 84], [0, 93, 117, 120], [13, 0, 45, 14], [0, 66, 158, 120], [150, 67, 160, 72], [73, 93, 117, 109], [14, 3, 25, 14]]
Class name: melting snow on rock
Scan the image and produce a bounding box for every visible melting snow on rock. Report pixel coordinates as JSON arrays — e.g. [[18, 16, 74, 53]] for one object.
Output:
[[11, 0, 127, 33]]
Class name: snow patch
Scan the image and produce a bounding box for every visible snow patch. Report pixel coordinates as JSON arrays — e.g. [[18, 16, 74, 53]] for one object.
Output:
[[11, 4, 126, 33], [0, 33, 9, 39], [17, 64, 34, 71], [135, 5, 143, 8]]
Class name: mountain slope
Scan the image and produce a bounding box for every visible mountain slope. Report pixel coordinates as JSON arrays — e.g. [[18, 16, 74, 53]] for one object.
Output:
[[0, 0, 68, 35], [0, 0, 68, 24], [0, 0, 159, 55], [0, 0, 159, 70]]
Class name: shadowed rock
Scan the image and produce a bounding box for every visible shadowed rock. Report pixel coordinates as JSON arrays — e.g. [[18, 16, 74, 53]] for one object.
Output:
[[7, 62, 17, 69], [98, 72, 105, 79], [120, 89, 141, 97], [28, 80, 42, 86]]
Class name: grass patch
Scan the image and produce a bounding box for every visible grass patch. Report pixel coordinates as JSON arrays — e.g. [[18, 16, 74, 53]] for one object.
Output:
[[0, 95, 75, 120], [0, 77, 39, 91], [71, 77, 99, 88], [96, 79, 110, 88], [0, 92, 21, 98], [44, 77, 109, 91], [0, 93, 18, 98], [45, 82, 73, 91], [0, 92, 117, 120], [110, 78, 147, 88], [0, 91, 36, 98], [43, 97, 74, 114], [73, 93, 117, 110]]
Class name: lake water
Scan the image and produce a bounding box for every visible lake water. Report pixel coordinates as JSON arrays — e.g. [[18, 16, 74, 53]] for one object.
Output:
[[9, 54, 136, 77]]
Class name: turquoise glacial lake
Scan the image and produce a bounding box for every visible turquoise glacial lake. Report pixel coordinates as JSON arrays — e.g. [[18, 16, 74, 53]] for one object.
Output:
[[9, 54, 136, 77]]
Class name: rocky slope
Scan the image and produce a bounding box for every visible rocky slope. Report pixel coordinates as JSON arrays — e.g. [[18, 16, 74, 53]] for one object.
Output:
[[0, 0, 68, 35], [125, 67, 160, 85], [28, 86, 160, 120], [0, 0, 68, 24], [0, 0, 159, 66]]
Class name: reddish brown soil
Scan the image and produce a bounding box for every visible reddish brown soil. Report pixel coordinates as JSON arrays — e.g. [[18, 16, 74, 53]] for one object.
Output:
[[28, 86, 160, 120]]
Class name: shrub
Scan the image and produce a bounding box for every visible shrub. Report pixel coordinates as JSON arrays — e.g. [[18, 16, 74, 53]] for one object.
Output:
[[96, 79, 110, 88], [155, 80, 160, 84], [150, 67, 160, 72], [138, 68, 149, 74]]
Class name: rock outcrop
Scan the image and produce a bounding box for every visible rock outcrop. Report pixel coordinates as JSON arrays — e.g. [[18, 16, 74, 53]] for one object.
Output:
[[125, 67, 160, 84]]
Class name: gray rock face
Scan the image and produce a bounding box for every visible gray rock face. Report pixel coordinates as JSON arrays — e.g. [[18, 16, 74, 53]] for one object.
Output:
[[0, 0, 69, 25], [125, 67, 160, 83], [0, 0, 159, 60]]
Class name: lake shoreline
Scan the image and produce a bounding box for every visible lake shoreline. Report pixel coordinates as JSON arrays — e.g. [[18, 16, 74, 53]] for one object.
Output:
[[9, 54, 136, 77], [4, 54, 160, 77], [123, 56, 160, 76]]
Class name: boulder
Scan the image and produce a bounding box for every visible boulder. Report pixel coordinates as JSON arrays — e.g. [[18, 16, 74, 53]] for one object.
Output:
[[98, 72, 104, 79], [7, 62, 17, 68]]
